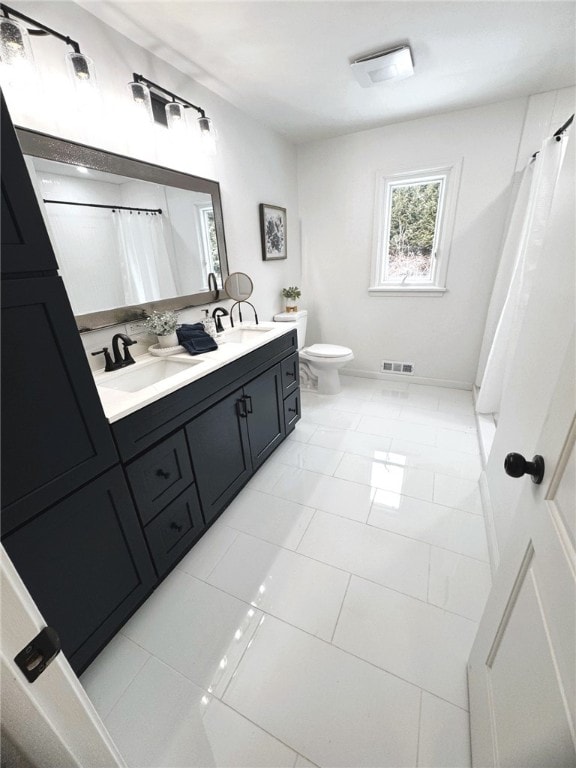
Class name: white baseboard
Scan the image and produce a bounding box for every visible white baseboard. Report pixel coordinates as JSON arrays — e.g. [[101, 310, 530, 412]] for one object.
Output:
[[341, 367, 472, 390], [479, 471, 499, 575]]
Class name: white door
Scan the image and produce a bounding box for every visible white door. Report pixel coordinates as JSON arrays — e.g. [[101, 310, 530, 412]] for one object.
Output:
[[1, 546, 126, 767], [468, 334, 576, 766]]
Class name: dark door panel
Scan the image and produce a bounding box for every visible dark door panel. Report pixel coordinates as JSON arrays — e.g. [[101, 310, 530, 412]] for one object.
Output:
[[186, 388, 251, 524], [245, 364, 285, 469], [3, 467, 156, 674], [1, 277, 118, 534]]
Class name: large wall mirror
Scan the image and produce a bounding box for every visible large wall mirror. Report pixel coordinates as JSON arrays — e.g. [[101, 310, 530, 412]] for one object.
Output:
[[17, 127, 229, 331]]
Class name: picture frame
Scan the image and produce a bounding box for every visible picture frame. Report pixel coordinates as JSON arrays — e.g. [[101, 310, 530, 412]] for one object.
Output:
[[260, 203, 287, 260]]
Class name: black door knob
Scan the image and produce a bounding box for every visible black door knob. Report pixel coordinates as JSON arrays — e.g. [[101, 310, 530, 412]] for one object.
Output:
[[504, 453, 545, 485]]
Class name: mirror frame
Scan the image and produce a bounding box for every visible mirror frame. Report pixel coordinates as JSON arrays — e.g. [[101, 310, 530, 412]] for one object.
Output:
[[16, 126, 230, 332]]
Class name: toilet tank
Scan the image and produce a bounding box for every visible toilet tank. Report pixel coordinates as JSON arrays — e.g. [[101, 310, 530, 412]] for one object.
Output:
[[273, 310, 307, 350]]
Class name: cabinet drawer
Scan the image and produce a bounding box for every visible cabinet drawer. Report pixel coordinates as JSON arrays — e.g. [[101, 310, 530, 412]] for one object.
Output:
[[281, 352, 299, 396], [126, 431, 194, 526], [283, 389, 301, 434], [144, 486, 204, 575]]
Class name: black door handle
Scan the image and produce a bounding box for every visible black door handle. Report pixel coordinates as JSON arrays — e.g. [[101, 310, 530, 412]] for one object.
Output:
[[243, 394, 253, 414], [236, 398, 247, 418], [504, 453, 545, 485], [156, 468, 171, 480]]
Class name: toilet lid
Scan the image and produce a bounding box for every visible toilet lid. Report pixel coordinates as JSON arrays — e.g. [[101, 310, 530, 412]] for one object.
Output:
[[305, 344, 352, 358]]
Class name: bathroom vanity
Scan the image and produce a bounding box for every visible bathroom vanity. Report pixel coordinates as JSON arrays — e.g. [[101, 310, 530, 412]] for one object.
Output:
[[0, 96, 300, 675]]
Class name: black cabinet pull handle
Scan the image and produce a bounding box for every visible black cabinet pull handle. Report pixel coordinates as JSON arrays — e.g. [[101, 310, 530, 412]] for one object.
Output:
[[504, 453, 545, 485], [286, 370, 296, 378], [236, 398, 247, 418], [170, 521, 183, 532], [156, 469, 171, 479], [244, 394, 253, 414], [288, 407, 297, 414]]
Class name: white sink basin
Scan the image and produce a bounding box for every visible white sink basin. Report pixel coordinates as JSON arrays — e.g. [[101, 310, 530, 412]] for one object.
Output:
[[221, 327, 273, 344], [99, 359, 201, 393]]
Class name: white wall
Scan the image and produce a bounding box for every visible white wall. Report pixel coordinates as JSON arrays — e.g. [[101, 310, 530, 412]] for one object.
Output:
[[297, 99, 528, 386], [4, 0, 300, 356]]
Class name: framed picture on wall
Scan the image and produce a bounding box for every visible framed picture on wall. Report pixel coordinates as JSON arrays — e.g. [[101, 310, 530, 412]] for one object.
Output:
[[260, 204, 287, 260]]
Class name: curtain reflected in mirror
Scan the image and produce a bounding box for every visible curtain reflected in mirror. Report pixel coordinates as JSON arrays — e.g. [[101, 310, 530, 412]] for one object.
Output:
[[17, 127, 230, 330]]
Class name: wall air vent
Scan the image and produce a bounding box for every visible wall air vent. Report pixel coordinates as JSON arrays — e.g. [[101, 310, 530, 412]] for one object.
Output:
[[381, 360, 414, 375], [350, 45, 414, 88]]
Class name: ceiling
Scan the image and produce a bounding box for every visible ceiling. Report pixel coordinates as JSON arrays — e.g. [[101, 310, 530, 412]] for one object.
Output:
[[81, 1, 576, 143]]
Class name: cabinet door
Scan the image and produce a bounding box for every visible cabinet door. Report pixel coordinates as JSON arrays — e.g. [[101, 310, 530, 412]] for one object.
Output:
[[245, 364, 285, 470], [1, 277, 118, 534], [3, 467, 156, 674], [186, 388, 251, 524], [1, 94, 58, 275]]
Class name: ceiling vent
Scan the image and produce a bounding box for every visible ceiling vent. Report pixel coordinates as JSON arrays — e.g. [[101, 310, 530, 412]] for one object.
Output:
[[350, 45, 414, 88]]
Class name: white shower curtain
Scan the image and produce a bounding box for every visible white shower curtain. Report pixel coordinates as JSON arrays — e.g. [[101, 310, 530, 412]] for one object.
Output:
[[113, 210, 178, 304], [475, 132, 569, 414]]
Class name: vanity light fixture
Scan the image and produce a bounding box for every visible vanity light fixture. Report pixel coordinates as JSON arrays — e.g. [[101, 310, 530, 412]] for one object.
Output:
[[129, 73, 217, 152], [0, 3, 97, 92]]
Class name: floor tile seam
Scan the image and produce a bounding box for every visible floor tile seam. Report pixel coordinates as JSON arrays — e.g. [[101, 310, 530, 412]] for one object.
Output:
[[185, 568, 351, 645], [367, 491, 488, 531], [327, 626, 470, 710], [85, 645, 150, 721], [363, 515, 491, 566], [220, 613, 267, 702], [330, 572, 352, 643], [415, 688, 424, 768], [287, 536, 482, 621], [138, 571, 469, 698], [111, 635, 302, 761], [102, 652, 158, 725], [294, 505, 318, 550], [339, 572, 480, 626], [353, 426, 438, 449], [201, 527, 242, 582], [219, 696, 318, 765], [312, 505, 488, 566]]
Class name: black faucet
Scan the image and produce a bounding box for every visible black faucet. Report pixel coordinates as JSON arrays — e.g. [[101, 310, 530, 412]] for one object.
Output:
[[229, 301, 258, 328], [112, 334, 137, 368], [212, 306, 229, 333], [91, 334, 137, 372]]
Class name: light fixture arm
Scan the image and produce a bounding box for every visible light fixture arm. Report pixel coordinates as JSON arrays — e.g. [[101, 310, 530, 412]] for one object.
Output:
[[132, 72, 206, 118], [0, 3, 81, 52]]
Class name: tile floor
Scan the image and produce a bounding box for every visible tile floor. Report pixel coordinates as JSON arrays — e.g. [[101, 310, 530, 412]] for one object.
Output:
[[81, 376, 492, 768]]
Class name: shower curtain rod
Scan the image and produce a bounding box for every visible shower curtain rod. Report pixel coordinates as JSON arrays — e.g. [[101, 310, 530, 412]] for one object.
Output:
[[43, 199, 162, 214], [531, 113, 574, 159]]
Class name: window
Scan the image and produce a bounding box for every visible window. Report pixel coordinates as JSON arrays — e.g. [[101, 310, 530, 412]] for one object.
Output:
[[196, 204, 220, 284], [370, 162, 461, 296]]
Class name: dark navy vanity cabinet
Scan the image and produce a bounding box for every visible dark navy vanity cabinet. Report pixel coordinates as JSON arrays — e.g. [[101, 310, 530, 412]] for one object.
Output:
[[1, 95, 155, 673], [1, 94, 300, 676]]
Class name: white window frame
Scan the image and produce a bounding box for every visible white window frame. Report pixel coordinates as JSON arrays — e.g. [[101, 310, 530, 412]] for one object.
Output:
[[369, 160, 462, 297]]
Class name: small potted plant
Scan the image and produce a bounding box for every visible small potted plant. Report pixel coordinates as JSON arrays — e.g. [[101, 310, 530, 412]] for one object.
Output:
[[144, 310, 179, 348], [282, 286, 301, 312]]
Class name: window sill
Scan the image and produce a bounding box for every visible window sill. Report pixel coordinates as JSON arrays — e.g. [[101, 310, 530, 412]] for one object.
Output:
[[368, 286, 447, 297]]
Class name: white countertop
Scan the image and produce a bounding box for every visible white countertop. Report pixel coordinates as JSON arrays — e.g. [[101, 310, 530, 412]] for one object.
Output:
[[94, 323, 294, 423]]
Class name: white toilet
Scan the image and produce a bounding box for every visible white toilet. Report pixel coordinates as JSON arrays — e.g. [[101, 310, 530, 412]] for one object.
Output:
[[274, 310, 354, 394]]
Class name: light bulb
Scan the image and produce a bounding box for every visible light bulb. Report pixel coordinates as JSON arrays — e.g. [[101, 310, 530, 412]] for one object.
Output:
[[0, 17, 35, 86], [66, 52, 97, 94], [128, 81, 153, 122], [166, 101, 186, 133], [198, 115, 217, 156]]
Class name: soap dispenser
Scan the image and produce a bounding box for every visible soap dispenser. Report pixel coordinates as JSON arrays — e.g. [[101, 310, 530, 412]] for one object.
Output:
[[201, 309, 217, 338]]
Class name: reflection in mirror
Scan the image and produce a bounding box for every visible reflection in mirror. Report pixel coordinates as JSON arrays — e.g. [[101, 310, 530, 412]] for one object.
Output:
[[17, 128, 229, 331], [225, 272, 253, 301], [28, 158, 220, 315]]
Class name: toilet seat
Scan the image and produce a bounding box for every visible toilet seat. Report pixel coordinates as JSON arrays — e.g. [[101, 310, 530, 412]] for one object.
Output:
[[303, 344, 352, 358]]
